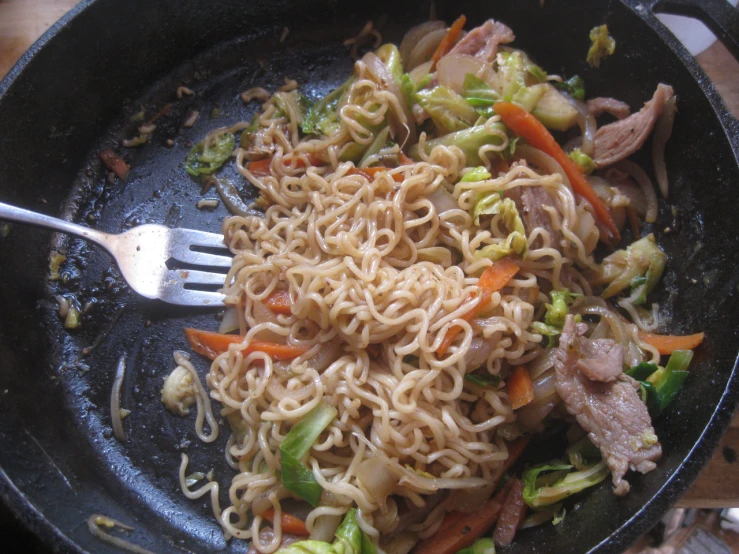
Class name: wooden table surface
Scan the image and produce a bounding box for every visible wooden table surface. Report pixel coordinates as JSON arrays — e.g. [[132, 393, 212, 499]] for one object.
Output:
[[1, 0, 738, 509]]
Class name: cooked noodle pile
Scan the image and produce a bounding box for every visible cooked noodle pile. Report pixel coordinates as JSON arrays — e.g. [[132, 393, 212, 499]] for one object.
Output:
[[170, 17, 681, 553]]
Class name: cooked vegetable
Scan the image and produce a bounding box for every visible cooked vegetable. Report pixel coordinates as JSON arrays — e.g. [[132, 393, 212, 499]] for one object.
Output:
[[587, 25, 616, 68], [511, 83, 548, 113], [411, 121, 509, 165], [649, 350, 692, 415], [184, 328, 308, 361], [507, 366, 534, 409], [249, 152, 325, 177], [544, 290, 582, 328], [416, 86, 479, 133], [593, 234, 666, 301], [554, 75, 585, 101], [497, 52, 526, 102], [280, 402, 338, 506], [522, 461, 609, 508], [465, 373, 502, 388], [430, 15, 467, 70], [493, 102, 620, 242], [473, 194, 528, 261], [437, 259, 520, 356], [185, 133, 235, 176], [462, 74, 500, 114], [415, 482, 510, 554], [99, 149, 130, 181], [275, 508, 374, 554], [638, 331, 704, 355], [375, 44, 403, 83], [302, 77, 353, 136], [265, 290, 293, 315], [261, 508, 311, 537], [456, 538, 496, 554], [568, 149, 595, 174]]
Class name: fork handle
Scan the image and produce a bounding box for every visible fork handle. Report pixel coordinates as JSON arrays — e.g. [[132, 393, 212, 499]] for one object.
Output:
[[0, 201, 113, 246]]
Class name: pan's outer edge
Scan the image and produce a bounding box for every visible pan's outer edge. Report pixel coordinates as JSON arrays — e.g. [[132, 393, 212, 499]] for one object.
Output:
[[0, 1, 738, 553]]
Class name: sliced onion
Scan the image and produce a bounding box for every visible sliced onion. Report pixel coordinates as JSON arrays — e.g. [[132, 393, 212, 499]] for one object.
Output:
[[399, 21, 446, 67], [613, 160, 658, 223], [214, 177, 251, 217], [652, 95, 676, 199], [218, 306, 240, 334], [310, 514, 343, 542], [515, 145, 568, 184], [252, 301, 284, 343], [531, 369, 557, 401], [447, 482, 494, 513], [562, 93, 596, 157], [588, 176, 626, 231], [356, 457, 400, 502], [527, 347, 557, 379], [464, 337, 495, 370], [437, 54, 491, 94], [417, 247, 452, 267], [602, 172, 647, 219], [266, 378, 314, 401], [408, 27, 448, 71], [362, 52, 417, 147], [409, 60, 433, 88], [516, 394, 559, 431], [427, 186, 459, 215], [308, 339, 343, 372]]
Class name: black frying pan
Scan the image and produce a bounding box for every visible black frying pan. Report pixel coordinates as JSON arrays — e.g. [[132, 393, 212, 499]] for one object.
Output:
[[1, 1, 738, 552]]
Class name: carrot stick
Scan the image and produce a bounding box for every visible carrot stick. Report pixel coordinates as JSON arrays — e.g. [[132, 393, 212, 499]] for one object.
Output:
[[260, 508, 310, 537], [249, 153, 325, 177], [99, 149, 130, 181], [507, 366, 534, 409], [437, 258, 519, 356], [415, 479, 512, 554], [493, 102, 620, 244], [638, 331, 704, 355], [430, 15, 467, 70], [264, 290, 292, 315], [248, 158, 272, 177], [398, 152, 414, 165], [347, 166, 404, 182], [502, 436, 531, 474], [184, 328, 308, 361]]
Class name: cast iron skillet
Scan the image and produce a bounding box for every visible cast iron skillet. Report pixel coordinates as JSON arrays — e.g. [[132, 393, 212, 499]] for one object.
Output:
[[1, 0, 739, 552]]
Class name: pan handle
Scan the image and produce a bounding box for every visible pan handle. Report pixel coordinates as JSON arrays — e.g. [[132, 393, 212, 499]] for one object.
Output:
[[647, 0, 739, 61]]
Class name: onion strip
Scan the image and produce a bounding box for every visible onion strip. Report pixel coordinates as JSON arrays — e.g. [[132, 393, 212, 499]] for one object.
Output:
[[652, 95, 676, 199]]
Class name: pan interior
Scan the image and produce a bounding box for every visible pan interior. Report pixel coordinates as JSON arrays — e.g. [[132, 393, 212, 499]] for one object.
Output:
[[0, 1, 737, 553]]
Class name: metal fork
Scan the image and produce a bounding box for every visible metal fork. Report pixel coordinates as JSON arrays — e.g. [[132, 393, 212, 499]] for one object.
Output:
[[0, 201, 232, 306]]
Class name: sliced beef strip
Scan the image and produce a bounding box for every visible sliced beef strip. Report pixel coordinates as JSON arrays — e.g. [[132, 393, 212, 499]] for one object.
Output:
[[246, 527, 302, 554], [447, 19, 515, 62], [576, 335, 624, 382], [554, 315, 662, 496], [587, 97, 631, 120], [506, 185, 563, 250], [592, 83, 674, 168]]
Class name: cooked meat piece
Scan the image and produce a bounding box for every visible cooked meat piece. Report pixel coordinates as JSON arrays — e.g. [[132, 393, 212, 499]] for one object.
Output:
[[506, 185, 562, 250], [576, 335, 624, 382], [448, 19, 515, 62], [246, 527, 301, 554], [555, 315, 662, 496], [587, 97, 631, 120], [593, 84, 674, 168], [493, 478, 526, 548]]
